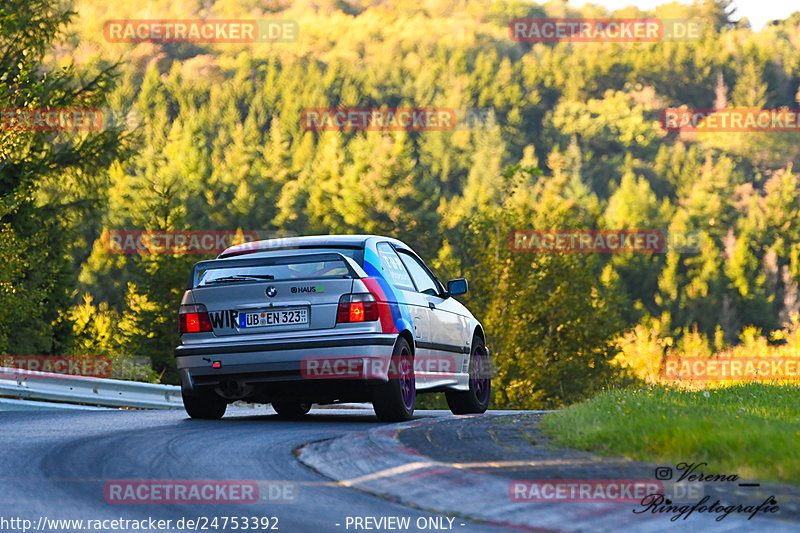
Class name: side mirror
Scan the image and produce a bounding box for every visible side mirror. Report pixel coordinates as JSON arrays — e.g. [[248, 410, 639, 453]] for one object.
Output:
[[447, 278, 468, 296]]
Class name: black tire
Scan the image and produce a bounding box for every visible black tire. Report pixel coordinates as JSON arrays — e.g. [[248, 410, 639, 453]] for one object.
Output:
[[271, 401, 312, 418], [446, 336, 491, 415], [371, 337, 415, 422], [182, 388, 227, 420]]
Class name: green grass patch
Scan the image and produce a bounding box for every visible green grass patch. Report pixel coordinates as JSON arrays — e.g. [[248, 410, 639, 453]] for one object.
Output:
[[539, 383, 800, 485]]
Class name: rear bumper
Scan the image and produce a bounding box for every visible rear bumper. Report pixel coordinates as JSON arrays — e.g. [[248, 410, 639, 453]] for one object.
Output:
[[174, 333, 398, 394]]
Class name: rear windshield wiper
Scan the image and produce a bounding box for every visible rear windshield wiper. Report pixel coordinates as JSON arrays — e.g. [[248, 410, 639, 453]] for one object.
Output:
[[202, 274, 275, 285]]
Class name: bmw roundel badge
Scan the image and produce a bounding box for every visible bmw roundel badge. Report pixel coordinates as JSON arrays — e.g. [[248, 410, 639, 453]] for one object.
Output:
[[266, 286, 277, 297]]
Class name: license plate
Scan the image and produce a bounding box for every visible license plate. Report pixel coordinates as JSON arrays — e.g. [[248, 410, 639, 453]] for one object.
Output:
[[238, 308, 308, 328]]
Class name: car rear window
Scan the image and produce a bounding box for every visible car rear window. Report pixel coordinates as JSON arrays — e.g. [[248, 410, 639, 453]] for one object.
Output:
[[223, 246, 364, 266], [196, 256, 353, 287]]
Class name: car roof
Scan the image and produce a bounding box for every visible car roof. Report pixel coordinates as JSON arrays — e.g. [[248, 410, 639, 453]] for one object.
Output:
[[218, 234, 410, 258]]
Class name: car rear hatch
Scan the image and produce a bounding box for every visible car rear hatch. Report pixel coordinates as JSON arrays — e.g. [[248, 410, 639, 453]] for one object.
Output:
[[188, 253, 356, 336]]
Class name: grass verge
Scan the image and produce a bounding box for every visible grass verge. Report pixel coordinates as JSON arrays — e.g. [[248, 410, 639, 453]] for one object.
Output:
[[539, 383, 800, 485]]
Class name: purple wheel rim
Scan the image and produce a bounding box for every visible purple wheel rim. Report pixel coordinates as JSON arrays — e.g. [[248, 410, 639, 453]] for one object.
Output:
[[399, 350, 415, 409], [472, 349, 490, 404]]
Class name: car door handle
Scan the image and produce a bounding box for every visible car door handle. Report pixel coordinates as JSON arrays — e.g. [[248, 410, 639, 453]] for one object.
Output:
[[428, 302, 436, 309]]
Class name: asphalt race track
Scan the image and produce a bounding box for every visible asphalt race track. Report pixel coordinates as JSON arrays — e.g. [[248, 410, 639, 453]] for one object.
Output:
[[0, 407, 517, 533], [5, 407, 799, 533]]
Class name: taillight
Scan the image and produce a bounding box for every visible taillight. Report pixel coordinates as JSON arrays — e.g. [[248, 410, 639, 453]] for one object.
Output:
[[337, 293, 378, 323], [179, 304, 213, 333]]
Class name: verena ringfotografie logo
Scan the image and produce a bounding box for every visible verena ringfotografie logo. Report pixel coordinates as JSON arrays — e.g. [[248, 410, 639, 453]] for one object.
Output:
[[0, 355, 111, 379], [104, 480, 297, 504], [661, 108, 800, 133], [509, 230, 701, 254], [103, 19, 298, 43], [299, 355, 488, 380], [300, 108, 456, 131], [662, 357, 800, 381], [637, 463, 779, 522], [509, 19, 702, 43], [103, 230, 264, 254]]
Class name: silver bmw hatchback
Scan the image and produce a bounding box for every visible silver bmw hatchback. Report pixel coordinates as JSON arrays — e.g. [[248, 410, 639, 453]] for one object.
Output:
[[174, 234, 490, 421]]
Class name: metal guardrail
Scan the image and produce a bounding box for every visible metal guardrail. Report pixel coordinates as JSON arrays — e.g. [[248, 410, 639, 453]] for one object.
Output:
[[0, 368, 182, 409], [0, 397, 111, 411]]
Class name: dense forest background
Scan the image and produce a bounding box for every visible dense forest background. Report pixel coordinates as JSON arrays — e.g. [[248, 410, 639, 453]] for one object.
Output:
[[3, 0, 800, 408]]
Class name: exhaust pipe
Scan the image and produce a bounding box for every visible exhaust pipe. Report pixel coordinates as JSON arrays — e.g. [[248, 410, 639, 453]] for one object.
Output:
[[215, 379, 252, 400]]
